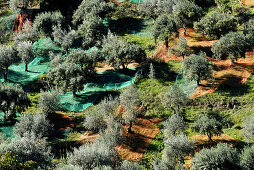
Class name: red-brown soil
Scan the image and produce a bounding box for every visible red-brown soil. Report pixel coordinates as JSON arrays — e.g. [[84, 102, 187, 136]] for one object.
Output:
[[240, 0, 254, 6], [48, 112, 74, 131], [153, 28, 254, 99]]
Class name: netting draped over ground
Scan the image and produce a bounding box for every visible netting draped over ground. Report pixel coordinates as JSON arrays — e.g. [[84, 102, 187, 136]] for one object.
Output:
[[173, 68, 198, 97]]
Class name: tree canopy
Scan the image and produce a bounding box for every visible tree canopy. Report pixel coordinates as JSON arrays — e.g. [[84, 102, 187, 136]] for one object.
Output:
[[182, 52, 213, 85], [194, 11, 237, 38]]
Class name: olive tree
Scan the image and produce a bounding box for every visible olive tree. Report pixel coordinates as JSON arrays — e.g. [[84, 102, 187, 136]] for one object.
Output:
[[159, 85, 188, 114], [173, 0, 202, 34], [163, 114, 185, 139], [47, 63, 92, 96], [244, 19, 254, 43], [0, 84, 30, 123], [102, 33, 146, 69], [163, 134, 194, 164], [78, 14, 107, 48], [13, 113, 53, 138], [152, 14, 179, 47], [194, 11, 237, 39], [0, 45, 19, 81], [138, 0, 175, 21], [72, 0, 114, 26], [33, 11, 64, 41], [182, 52, 213, 85], [192, 143, 240, 169], [120, 85, 140, 133], [11, 132, 52, 168], [242, 115, 254, 142], [52, 25, 78, 54], [120, 160, 142, 170], [240, 145, 254, 170], [9, 0, 35, 11], [212, 32, 252, 63], [39, 91, 59, 115], [191, 114, 222, 143], [169, 36, 190, 59], [16, 41, 34, 72]]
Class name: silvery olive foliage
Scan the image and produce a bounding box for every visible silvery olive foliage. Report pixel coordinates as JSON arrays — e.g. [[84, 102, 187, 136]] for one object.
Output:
[[102, 33, 146, 69], [212, 32, 252, 63], [159, 85, 188, 114], [182, 52, 213, 85], [33, 11, 64, 40], [55, 164, 82, 170], [192, 143, 240, 170], [120, 160, 142, 170], [191, 114, 222, 143], [169, 36, 190, 59], [152, 14, 179, 47], [66, 141, 116, 169], [98, 95, 120, 116], [13, 20, 38, 44], [16, 41, 34, 71], [72, 0, 114, 26], [172, 0, 202, 31], [9, 0, 34, 11], [120, 85, 140, 132], [49, 52, 64, 67], [10, 132, 52, 168], [244, 19, 254, 43], [0, 45, 19, 81], [13, 113, 53, 138], [47, 63, 89, 96], [163, 114, 185, 139], [194, 11, 237, 39], [39, 91, 60, 114], [52, 25, 78, 53], [138, 0, 176, 21], [240, 145, 254, 170], [0, 84, 30, 123], [149, 63, 155, 79], [242, 115, 254, 142], [163, 134, 194, 164]]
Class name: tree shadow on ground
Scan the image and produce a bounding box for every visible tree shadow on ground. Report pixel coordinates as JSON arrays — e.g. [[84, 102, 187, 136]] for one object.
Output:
[[191, 46, 213, 57]]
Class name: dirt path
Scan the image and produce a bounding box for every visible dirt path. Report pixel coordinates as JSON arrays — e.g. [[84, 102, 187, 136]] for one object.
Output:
[[240, 0, 254, 6]]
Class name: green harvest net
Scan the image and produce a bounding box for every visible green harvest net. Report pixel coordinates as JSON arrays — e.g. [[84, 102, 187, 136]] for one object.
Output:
[[173, 68, 198, 97], [59, 70, 138, 112], [0, 112, 21, 138]]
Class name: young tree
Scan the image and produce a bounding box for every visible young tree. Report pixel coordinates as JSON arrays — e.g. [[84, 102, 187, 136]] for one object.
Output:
[[11, 132, 52, 168], [13, 113, 53, 138], [149, 63, 156, 79], [212, 32, 252, 63], [47, 63, 93, 96], [78, 14, 107, 48], [0, 45, 19, 81], [72, 0, 114, 26], [173, 0, 202, 34], [194, 11, 237, 39], [16, 41, 34, 72], [138, 0, 175, 21], [102, 33, 146, 69], [191, 114, 222, 143], [33, 11, 64, 41], [169, 36, 190, 59], [192, 143, 240, 169], [240, 145, 254, 170], [163, 134, 194, 164], [242, 115, 254, 142], [163, 114, 185, 139], [159, 85, 188, 114], [52, 25, 78, 54], [182, 52, 213, 85], [152, 14, 179, 47], [120, 85, 140, 133], [39, 91, 59, 115], [0, 84, 30, 123]]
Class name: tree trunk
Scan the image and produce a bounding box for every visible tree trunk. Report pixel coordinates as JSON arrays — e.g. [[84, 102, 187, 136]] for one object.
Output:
[[122, 63, 126, 70], [25, 63, 28, 72], [177, 105, 180, 114], [3, 66, 8, 82], [165, 37, 169, 48], [197, 77, 200, 86], [208, 132, 213, 143], [182, 54, 185, 60], [180, 155, 185, 164], [73, 90, 78, 97], [128, 121, 133, 133], [183, 27, 187, 36]]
